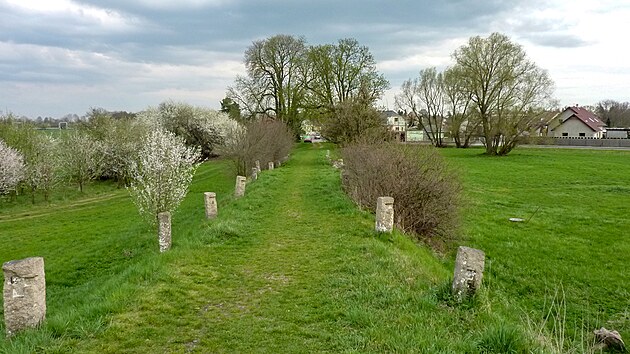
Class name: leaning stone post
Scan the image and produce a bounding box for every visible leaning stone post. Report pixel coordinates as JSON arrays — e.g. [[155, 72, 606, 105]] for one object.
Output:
[[275, 160, 281, 168], [204, 192, 217, 219], [452, 246, 485, 300], [255, 160, 261, 173], [268, 162, 274, 170], [375, 197, 394, 233], [158, 211, 171, 252], [3, 257, 46, 337], [234, 176, 246, 198], [251, 167, 258, 181]]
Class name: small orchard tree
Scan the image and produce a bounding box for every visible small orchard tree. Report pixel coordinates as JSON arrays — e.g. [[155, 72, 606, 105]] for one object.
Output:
[[127, 129, 201, 226], [57, 130, 103, 192], [0, 139, 25, 195], [25, 135, 59, 203]]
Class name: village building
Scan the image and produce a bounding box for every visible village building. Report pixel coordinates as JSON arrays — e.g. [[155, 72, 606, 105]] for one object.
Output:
[[549, 106, 606, 138]]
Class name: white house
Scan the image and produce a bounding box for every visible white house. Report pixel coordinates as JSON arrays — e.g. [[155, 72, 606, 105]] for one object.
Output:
[[381, 110, 406, 141], [549, 106, 606, 138]]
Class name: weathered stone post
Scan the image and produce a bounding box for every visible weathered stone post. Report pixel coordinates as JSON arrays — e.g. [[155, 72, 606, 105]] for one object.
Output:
[[268, 162, 274, 170], [3, 257, 46, 337], [251, 167, 258, 181], [204, 192, 217, 219], [234, 176, 246, 198], [326, 150, 330, 160], [275, 160, 281, 168], [375, 197, 394, 233], [452, 246, 485, 300], [255, 160, 261, 173], [158, 211, 171, 253]]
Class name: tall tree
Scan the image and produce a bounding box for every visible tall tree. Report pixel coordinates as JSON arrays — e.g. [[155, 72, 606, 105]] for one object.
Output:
[[228, 35, 309, 134], [395, 68, 446, 147], [452, 33, 555, 155], [308, 38, 389, 109], [443, 66, 479, 148]]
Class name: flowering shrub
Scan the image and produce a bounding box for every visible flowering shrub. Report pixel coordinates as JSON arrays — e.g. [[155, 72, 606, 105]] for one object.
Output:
[[0, 139, 25, 195], [137, 101, 239, 159], [127, 129, 201, 226]]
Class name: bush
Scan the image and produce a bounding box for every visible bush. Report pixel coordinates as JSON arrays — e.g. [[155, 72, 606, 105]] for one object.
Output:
[[341, 143, 460, 245], [320, 100, 391, 144], [219, 119, 294, 176]]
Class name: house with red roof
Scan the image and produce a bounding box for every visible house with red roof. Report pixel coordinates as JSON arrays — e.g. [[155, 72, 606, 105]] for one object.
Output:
[[549, 106, 606, 138]]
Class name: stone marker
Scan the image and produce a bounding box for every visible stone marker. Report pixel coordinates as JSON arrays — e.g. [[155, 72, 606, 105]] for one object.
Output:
[[255, 160, 261, 173], [234, 176, 246, 198], [268, 162, 274, 170], [326, 150, 330, 160], [452, 246, 485, 300], [251, 167, 258, 181], [158, 211, 171, 252], [375, 197, 394, 233], [3, 257, 46, 337], [204, 192, 217, 219], [594, 327, 625, 352], [275, 160, 281, 168]]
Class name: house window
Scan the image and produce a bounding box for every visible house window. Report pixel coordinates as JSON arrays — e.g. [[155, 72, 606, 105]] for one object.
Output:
[[562, 133, 568, 137], [579, 133, 586, 137], [394, 117, 399, 122]]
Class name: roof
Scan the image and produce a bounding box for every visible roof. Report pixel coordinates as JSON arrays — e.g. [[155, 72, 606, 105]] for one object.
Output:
[[380, 110, 401, 118], [555, 106, 606, 132]]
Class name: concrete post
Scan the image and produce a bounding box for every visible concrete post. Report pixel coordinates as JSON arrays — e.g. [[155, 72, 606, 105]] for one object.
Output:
[[234, 176, 246, 198], [3, 257, 46, 337], [268, 162, 274, 170], [275, 160, 281, 168], [204, 192, 217, 219], [375, 197, 394, 233], [255, 160, 261, 173], [452, 246, 485, 300], [158, 211, 171, 253], [251, 167, 258, 181]]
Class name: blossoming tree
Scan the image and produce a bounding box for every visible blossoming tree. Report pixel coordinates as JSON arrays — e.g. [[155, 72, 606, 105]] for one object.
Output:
[[127, 129, 201, 226], [0, 139, 25, 195]]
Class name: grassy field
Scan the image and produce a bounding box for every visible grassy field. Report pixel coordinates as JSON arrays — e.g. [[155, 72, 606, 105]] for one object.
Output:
[[0, 144, 628, 353], [441, 147, 630, 351]]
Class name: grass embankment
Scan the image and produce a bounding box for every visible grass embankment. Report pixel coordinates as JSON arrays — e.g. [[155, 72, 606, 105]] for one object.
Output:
[[2, 144, 501, 353], [1, 144, 628, 353], [443, 147, 630, 351]]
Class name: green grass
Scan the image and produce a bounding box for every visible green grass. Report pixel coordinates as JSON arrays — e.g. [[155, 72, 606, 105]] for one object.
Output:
[[441, 146, 630, 351], [1, 144, 628, 353]]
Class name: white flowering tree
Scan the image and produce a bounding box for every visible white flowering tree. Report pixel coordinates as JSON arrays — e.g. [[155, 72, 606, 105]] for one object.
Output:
[[136, 101, 240, 159], [0, 139, 25, 195], [57, 130, 103, 192], [128, 129, 201, 226]]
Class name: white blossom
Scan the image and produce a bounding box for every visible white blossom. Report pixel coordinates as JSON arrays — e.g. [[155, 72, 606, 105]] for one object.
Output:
[[127, 129, 201, 226], [0, 139, 25, 194]]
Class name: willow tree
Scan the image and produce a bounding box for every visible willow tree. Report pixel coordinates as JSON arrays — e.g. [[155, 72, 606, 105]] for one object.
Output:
[[452, 33, 555, 155]]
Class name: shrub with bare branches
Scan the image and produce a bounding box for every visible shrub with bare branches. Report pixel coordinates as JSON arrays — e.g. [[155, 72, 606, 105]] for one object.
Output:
[[341, 143, 461, 246], [219, 119, 294, 176]]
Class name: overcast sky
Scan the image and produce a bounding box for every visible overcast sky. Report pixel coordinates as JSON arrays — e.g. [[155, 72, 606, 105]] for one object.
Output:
[[1, 0, 629, 118]]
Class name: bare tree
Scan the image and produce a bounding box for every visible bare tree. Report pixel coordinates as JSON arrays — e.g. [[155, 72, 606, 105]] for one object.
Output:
[[452, 33, 555, 155], [395, 68, 446, 147], [228, 35, 309, 134], [596, 100, 630, 127]]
